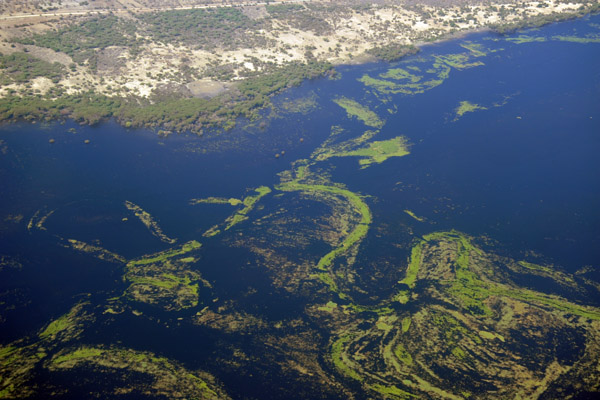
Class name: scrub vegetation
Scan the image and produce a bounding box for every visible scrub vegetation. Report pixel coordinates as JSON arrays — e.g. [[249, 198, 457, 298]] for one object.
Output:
[[0, 0, 597, 133]]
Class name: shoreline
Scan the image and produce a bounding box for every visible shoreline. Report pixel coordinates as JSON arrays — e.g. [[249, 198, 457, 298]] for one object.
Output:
[[0, 1, 598, 134]]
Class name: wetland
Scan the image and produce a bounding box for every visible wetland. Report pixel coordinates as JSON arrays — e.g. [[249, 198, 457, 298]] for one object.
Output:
[[1, 14, 600, 400]]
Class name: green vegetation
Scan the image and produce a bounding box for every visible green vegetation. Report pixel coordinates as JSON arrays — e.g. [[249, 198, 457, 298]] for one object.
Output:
[[65, 239, 126, 264], [518, 260, 552, 273], [478, 330, 505, 341], [15, 15, 140, 66], [237, 61, 333, 104], [371, 384, 415, 399], [491, 7, 600, 34], [331, 335, 363, 381], [138, 8, 259, 50], [224, 186, 271, 231], [280, 92, 319, 114], [333, 97, 384, 129], [39, 315, 73, 340], [401, 231, 600, 320], [124, 240, 205, 311], [318, 301, 338, 313], [358, 61, 449, 96], [0, 92, 124, 126], [394, 344, 413, 366], [401, 317, 411, 333], [398, 242, 423, 289], [403, 210, 424, 222], [50, 346, 225, 399], [190, 197, 242, 206], [552, 34, 600, 43], [266, 3, 334, 35], [333, 136, 410, 168], [376, 315, 398, 332], [125, 201, 176, 244], [359, 49, 487, 97], [0, 60, 332, 132], [454, 101, 487, 120], [38, 302, 90, 341], [0, 52, 65, 84], [505, 35, 547, 44], [366, 44, 419, 62], [278, 181, 371, 272], [52, 347, 103, 365], [435, 54, 484, 70], [127, 240, 201, 267]]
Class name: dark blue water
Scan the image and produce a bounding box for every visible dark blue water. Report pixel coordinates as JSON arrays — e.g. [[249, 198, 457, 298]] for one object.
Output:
[[1, 14, 599, 399]]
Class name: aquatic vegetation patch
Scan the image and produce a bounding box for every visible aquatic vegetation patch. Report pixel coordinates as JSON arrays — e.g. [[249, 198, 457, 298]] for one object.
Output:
[[403, 210, 424, 222], [505, 35, 547, 44], [311, 128, 379, 163], [323, 227, 600, 399], [190, 197, 242, 206], [506, 34, 600, 45], [48, 346, 228, 399], [202, 186, 272, 236], [123, 241, 206, 311], [331, 334, 363, 381], [318, 301, 338, 313], [279, 92, 319, 114], [358, 48, 487, 97], [38, 302, 93, 342], [0, 344, 45, 399], [277, 181, 371, 270], [552, 34, 600, 43], [0, 303, 95, 398], [454, 101, 487, 120], [434, 54, 485, 70], [128, 240, 201, 267], [332, 97, 384, 129], [26, 208, 55, 232], [125, 201, 177, 244], [398, 242, 423, 289], [62, 239, 125, 264], [332, 136, 410, 168]]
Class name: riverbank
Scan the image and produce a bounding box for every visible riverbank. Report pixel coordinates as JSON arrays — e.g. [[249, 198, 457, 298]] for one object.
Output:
[[0, 0, 598, 133]]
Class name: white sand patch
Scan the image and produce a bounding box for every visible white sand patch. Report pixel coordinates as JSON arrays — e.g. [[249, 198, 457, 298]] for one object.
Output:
[[413, 21, 431, 31], [124, 81, 152, 97], [30, 77, 53, 94]]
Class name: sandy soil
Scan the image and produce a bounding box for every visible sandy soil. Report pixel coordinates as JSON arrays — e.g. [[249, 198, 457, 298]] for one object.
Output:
[[0, 0, 595, 99]]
